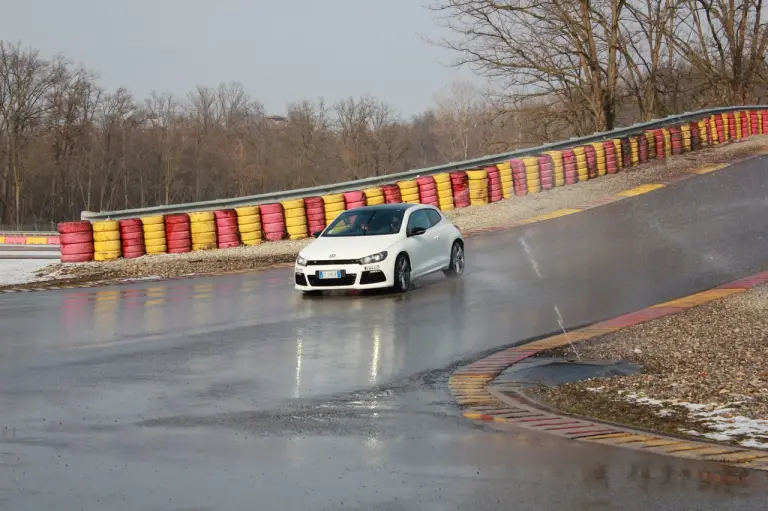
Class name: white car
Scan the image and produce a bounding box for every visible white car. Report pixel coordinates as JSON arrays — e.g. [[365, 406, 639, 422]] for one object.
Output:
[[294, 203, 465, 293]]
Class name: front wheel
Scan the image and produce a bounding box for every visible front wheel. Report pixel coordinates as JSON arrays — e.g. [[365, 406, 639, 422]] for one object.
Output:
[[392, 254, 411, 293], [444, 241, 465, 277]]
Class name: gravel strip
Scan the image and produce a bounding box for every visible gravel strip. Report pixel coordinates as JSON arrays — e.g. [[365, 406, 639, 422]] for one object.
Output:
[[8, 137, 767, 291], [537, 283, 768, 447]]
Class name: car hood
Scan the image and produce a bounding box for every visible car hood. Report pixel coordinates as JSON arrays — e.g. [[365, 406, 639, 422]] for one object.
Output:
[[299, 235, 399, 260]]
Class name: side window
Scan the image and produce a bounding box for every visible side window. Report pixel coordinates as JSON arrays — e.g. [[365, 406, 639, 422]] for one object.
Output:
[[407, 210, 431, 232], [426, 209, 443, 227]]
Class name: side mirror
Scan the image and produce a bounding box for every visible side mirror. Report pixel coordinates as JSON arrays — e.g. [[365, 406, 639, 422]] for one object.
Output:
[[313, 231, 322, 238], [408, 226, 427, 237]]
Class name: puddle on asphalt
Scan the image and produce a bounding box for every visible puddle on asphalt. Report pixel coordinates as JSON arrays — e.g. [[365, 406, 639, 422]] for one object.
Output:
[[493, 356, 641, 386]]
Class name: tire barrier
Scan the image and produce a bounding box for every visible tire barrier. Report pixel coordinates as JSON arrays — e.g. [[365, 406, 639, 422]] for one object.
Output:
[[164, 213, 192, 254], [637, 134, 649, 164], [214, 209, 241, 247], [363, 187, 385, 206], [382, 184, 402, 204], [450, 171, 471, 207], [397, 180, 420, 204], [142, 215, 166, 255], [509, 159, 527, 195], [235, 205, 262, 246], [260, 203, 286, 242], [466, 169, 489, 205], [343, 190, 366, 210], [281, 198, 309, 240], [416, 176, 440, 207], [322, 193, 346, 224], [189, 211, 217, 251], [433, 173, 455, 210], [582, 145, 597, 179], [572, 147, 589, 182], [603, 141, 618, 174], [522, 157, 541, 192], [562, 150, 578, 185], [544, 151, 565, 186], [119, 218, 145, 259], [92, 220, 121, 261], [670, 127, 683, 155], [303, 197, 325, 237], [537, 155, 554, 190], [58, 221, 94, 263], [58, 107, 767, 264], [485, 166, 503, 202], [726, 112, 737, 140]]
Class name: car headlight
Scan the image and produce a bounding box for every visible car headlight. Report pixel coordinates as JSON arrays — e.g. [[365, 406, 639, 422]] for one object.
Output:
[[296, 255, 307, 266], [359, 251, 387, 265]]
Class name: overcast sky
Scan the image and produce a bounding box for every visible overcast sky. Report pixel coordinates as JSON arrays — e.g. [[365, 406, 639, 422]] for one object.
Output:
[[0, 0, 483, 117]]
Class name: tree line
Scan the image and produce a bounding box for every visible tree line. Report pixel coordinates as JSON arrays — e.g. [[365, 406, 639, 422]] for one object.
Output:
[[1, 0, 766, 227]]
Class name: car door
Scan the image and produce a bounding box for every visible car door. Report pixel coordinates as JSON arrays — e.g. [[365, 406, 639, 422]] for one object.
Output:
[[425, 208, 452, 269], [403, 209, 433, 276]]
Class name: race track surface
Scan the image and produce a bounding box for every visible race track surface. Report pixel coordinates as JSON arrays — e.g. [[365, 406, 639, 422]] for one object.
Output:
[[1, 157, 767, 510]]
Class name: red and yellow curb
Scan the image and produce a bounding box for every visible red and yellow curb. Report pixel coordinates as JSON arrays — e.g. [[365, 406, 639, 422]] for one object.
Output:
[[450, 269, 768, 470], [0, 234, 59, 245]]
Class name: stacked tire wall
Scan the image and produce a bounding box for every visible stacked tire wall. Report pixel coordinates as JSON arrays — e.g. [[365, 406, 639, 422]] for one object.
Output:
[[63, 108, 767, 264]]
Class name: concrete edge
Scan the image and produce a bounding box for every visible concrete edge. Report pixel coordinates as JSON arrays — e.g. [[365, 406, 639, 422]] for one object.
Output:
[[448, 270, 768, 471]]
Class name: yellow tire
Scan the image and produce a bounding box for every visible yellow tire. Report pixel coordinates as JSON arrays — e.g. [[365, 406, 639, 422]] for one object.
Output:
[[188, 211, 213, 222], [192, 243, 216, 251], [285, 216, 307, 229], [94, 250, 121, 261], [94, 240, 120, 252], [141, 216, 163, 225], [192, 232, 217, 244], [324, 203, 345, 214], [366, 196, 385, 206], [283, 207, 306, 219], [190, 222, 215, 235], [145, 245, 166, 254], [93, 230, 120, 242], [92, 220, 119, 232], [363, 188, 383, 201], [465, 170, 487, 180], [288, 233, 308, 241], [143, 223, 165, 234], [144, 231, 166, 241], [235, 206, 259, 217], [240, 231, 263, 242], [237, 214, 261, 225], [323, 194, 344, 204], [281, 199, 304, 210], [242, 238, 262, 246]]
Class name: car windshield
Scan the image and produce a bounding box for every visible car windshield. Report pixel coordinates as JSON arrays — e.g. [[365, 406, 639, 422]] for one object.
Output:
[[323, 209, 403, 237]]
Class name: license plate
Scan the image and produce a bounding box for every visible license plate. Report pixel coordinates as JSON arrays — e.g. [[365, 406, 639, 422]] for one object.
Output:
[[318, 270, 341, 279]]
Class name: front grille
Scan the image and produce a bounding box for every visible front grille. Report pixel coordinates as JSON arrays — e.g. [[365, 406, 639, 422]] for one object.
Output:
[[307, 259, 359, 266], [307, 274, 357, 287], [360, 271, 387, 285], [295, 273, 308, 286]]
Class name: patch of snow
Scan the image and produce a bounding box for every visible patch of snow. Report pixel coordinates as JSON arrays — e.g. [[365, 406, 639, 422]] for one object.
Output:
[[586, 386, 605, 393], [0, 259, 56, 286], [621, 392, 768, 448]]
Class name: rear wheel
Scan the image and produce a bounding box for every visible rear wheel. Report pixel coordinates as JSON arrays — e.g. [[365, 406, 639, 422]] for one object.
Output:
[[444, 241, 465, 277], [393, 254, 411, 293]]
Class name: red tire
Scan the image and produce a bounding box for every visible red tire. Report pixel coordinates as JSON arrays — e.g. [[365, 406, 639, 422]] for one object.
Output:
[[259, 203, 283, 215], [165, 214, 190, 225], [307, 212, 325, 222], [120, 231, 143, 242], [58, 221, 92, 234], [168, 247, 192, 254], [263, 223, 285, 234], [61, 253, 94, 263], [167, 231, 191, 242], [165, 222, 190, 234], [60, 242, 94, 256], [60, 231, 93, 244], [168, 239, 192, 250], [343, 191, 365, 205], [218, 241, 240, 249], [122, 249, 145, 259], [216, 218, 238, 229], [217, 233, 239, 244], [264, 231, 285, 241], [260, 212, 283, 224], [346, 201, 366, 209], [214, 209, 237, 221], [120, 224, 143, 235]]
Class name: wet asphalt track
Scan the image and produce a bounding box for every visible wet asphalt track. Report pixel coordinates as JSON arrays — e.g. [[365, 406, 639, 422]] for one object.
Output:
[[1, 157, 767, 510]]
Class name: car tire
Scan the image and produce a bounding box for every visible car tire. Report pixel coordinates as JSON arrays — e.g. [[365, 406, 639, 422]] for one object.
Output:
[[444, 241, 465, 278], [393, 253, 411, 293]]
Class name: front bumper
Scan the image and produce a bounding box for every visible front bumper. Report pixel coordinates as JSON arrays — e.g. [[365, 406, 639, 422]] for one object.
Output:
[[294, 261, 394, 290]]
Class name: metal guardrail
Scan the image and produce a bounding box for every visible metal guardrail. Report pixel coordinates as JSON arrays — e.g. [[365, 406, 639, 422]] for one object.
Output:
[[82, 105, 764, 221]]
